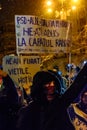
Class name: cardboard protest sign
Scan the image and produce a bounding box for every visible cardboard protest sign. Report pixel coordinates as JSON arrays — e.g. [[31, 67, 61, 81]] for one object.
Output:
[[15, 15, 71, 54], [2, 55, 41, 94]]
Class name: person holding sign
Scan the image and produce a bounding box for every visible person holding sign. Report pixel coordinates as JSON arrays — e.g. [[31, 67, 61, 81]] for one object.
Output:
[[17, 63, 87, 130], [0, 68, 19, 130]]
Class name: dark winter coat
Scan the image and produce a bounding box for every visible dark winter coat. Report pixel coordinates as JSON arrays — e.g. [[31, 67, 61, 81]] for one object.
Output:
[[0, 74, 19, 130], [17, 63, 87, 130]]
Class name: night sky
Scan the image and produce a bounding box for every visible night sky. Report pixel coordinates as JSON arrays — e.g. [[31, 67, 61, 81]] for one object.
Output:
[[0, 0, 46, 24], [0, 0, 64, 24]]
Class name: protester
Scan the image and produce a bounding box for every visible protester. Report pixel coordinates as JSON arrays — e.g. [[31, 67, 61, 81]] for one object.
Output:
[[0, 69, 19, 130], [72, 66, 81, 81], [68, 85, 87, 129], [17, 63, 87, 130]]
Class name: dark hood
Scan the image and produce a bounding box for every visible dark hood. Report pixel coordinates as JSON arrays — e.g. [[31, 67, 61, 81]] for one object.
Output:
[[30, 71, 62, 102]]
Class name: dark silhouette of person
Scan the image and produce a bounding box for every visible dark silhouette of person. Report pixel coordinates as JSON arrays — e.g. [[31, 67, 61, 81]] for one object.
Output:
[[16, 63, 87, 130], [72, 66, 81, 81], [16, 86, 32, 107], [0, 69, 19, 130]]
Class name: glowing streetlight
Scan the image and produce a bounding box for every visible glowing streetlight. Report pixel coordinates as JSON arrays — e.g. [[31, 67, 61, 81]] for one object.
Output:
[[47, 8, 53, 13], [71, 5, 76, 10], [45, 0, 53, 15], [47, 1, 52, 6]]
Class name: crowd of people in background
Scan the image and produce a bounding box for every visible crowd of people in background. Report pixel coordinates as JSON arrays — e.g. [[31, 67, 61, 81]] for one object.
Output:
[[0, 62, 87, 130]]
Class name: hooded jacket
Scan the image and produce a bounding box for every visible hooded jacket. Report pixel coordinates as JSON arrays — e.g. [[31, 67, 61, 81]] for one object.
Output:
[[17, 63, 87, 130]]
